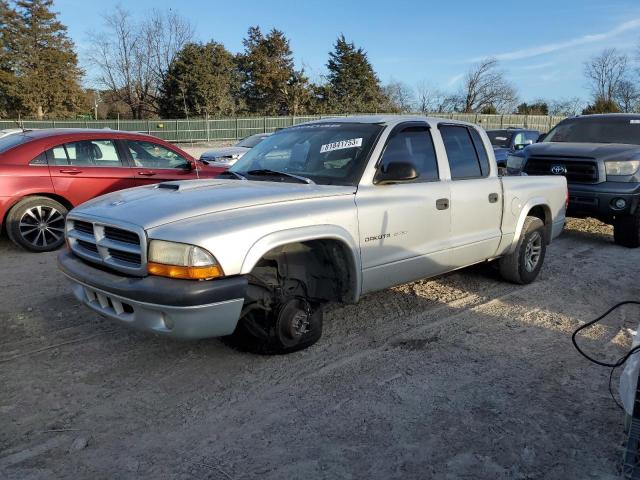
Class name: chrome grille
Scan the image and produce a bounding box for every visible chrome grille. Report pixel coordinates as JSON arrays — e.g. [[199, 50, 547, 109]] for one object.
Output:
[[66, 216, 147, 275]]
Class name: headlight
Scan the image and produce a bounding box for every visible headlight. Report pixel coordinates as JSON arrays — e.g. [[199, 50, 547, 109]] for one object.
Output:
[[147, 240, 223, 280], [506, 154, 525, 170], [605, 160, 640, 176]]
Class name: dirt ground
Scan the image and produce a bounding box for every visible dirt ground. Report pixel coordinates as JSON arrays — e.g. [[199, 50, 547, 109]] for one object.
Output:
[[1, 218, 639, 479]]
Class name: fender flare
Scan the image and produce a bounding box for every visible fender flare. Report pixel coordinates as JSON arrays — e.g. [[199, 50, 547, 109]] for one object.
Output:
[[240, 224, 362, 303], [509, 197, 552, 254]]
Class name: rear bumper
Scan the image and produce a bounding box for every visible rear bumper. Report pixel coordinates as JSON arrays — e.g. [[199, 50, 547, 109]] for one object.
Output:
[[58, 251, 247, 339], [567, 182, 640, 220]]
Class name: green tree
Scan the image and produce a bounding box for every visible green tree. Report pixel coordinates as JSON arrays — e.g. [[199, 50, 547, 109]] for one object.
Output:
[[582, 96, 621, 114], [0, 1, 20, 116], [2, 0, 83, 118], [239, 26, 307, 115], [325, 35, 386, 113], [516, 101, 549, 115], [159, 41, 241, 118]]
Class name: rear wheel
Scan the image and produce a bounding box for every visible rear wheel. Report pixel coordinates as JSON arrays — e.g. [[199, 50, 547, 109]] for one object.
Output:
[[6, 197, 68, 252], [499, 216, 546, 284], [614, 211, 640, 248]]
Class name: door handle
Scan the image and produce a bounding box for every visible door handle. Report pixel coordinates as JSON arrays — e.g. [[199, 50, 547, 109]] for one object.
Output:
[[59, 169, 82, 175], [137, 171, 156, 176], [488, 193, 499, 203], [436, 198, 449, 210]]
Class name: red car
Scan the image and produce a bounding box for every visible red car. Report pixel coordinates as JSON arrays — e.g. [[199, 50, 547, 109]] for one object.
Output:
[[0, 129, 225, 252]]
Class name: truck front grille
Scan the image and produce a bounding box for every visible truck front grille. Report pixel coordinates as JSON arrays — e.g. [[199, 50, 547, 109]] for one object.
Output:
[[66, 217, 146, 276], [524, 156, 599, 183]]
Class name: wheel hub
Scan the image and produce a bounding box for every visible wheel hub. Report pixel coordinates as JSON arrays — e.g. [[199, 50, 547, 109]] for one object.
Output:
[[524, 232, 542, 272], [278, 298, 312, 342], [19, 205, 65, 248]]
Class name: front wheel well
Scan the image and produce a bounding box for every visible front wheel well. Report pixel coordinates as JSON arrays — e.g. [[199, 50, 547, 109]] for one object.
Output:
[[246, 239, 357, 308]]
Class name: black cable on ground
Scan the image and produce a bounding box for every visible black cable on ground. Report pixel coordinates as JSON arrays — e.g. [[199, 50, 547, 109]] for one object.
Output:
[[572, 301, 640, 410]]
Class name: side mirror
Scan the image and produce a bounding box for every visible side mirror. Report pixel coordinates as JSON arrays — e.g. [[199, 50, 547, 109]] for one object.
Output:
[[374, 161, 419, 185], [185, 159, 197, 170], [537, 133, 546, 143]]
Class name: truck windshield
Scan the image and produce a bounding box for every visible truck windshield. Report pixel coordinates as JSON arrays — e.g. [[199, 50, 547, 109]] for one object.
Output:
[[544, 117, 640, 145], [487, 130, 513, 148], [229, 123, 384, 185]]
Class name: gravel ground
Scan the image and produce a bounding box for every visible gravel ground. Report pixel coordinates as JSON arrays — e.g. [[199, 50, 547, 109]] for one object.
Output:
[[1, 218, 638, 479]]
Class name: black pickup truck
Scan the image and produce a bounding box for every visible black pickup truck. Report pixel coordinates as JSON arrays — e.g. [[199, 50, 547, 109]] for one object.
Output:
[[507, 114, 640, 247]]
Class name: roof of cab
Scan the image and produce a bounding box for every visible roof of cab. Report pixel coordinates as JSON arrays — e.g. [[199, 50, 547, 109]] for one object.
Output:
[[300, 114, 475, 128]]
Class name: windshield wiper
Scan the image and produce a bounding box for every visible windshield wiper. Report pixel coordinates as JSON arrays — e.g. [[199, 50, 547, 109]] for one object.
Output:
[[246, 169, 315, 184], [218, 170, 248, 181]]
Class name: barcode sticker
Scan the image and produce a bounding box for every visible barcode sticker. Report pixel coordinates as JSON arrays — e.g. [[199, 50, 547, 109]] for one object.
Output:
[[320, 138, 363, 153]]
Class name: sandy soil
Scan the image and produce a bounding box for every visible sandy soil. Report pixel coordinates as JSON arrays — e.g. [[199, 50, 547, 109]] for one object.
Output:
[[1, 218, 638, 479]]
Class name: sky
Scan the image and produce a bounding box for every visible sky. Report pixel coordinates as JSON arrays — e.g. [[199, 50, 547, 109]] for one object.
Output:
[[54, 0, 640, 103]]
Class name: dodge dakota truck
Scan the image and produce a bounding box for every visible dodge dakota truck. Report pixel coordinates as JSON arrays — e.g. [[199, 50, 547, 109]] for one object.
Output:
[[58, 116, 567, 354], [506, 114, 640, 248]]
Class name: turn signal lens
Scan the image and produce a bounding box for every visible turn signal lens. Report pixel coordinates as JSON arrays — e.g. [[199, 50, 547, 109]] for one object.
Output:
[[147, 262, 223, 280], [147, 240, 223, 280]]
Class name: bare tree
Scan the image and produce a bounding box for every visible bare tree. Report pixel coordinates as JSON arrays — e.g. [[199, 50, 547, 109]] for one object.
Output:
[[415, 81, 452, 113], [383, 80, 415, 113], [584, 48, 628, 103], [615, 79, 640, 113], [459, 58, 517, 113], [89, 7, 193, 118], [548, 97, 584, 116]]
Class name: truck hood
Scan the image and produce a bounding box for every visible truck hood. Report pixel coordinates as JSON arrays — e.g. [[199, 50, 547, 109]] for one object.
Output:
[[72, 179, 356, 230], [525, 142, 640, 161]]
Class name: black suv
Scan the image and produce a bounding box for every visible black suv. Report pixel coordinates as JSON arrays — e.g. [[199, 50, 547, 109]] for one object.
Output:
[[507, 114, 640, 247]]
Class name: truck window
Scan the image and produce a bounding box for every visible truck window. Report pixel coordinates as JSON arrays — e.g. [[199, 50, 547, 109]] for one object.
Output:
[[468, 129, 490, 176], [379, 126, 439, 182], [440, 125, 483, 179]]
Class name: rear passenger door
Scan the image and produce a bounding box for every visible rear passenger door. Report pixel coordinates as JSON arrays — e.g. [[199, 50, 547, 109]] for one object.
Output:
[[125, 140, 196, 185], [48, 139, 135, 206], [439, 125, 502, 267]]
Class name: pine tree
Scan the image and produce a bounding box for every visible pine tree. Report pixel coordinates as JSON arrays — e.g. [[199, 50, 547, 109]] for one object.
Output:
[[325, 35, 386, 113], [239, 26, 308, 115], [0, 1, 20, 116], [2, 0, 83, 118], [159, 41, 241, 118]]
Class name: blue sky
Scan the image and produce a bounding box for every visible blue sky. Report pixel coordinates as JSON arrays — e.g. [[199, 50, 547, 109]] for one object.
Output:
[[55, 0, 640, 103]]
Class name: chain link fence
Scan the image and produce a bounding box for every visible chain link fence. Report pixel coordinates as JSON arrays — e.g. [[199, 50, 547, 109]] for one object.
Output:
[[0, 113, 566, 143]]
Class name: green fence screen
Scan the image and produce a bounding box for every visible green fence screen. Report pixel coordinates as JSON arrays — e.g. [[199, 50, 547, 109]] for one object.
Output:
[[0, 113, 566, 143]]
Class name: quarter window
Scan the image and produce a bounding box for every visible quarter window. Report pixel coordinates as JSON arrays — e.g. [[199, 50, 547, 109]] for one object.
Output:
[[379, 126, 439, 182], [48, 140, 124, 167], [126, 140, 189, 169], [469, 129, 490, 176], [440, 125, 484, 179]]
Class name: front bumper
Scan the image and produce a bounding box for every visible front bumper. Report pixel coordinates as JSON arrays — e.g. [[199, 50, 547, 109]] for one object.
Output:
[[567, 182, 640, 220], [58, 251, 248, 339]]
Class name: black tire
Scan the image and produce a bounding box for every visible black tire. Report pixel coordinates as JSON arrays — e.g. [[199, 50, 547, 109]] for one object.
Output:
[[224, 297, 323, 355], [6, 196, 68, 252], [614, 211, 640, 248], [499, 216, 546, 284]]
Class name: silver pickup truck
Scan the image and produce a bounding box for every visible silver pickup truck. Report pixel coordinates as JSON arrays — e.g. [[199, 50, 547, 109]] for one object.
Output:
[[58, 116, 567, 354]]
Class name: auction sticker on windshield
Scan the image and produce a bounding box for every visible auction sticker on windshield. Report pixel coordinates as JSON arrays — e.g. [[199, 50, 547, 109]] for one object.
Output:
[[320, 138, 363, 153]]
